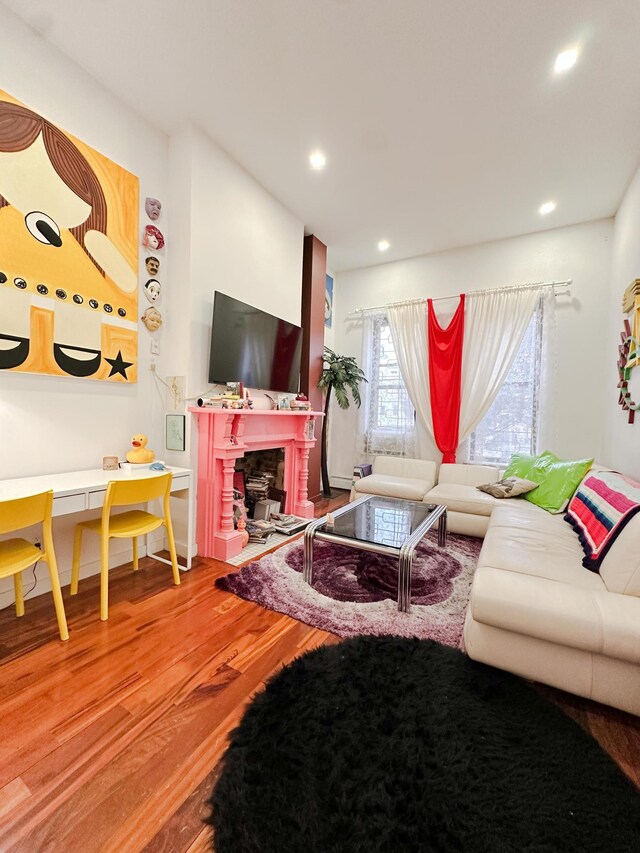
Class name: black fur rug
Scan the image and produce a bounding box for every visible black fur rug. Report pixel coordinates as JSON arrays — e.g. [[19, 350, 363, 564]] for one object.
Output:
[[208, 637, 640, 852]]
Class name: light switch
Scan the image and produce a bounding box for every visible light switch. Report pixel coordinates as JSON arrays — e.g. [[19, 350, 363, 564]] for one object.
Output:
[[151, 339, 160, 355]]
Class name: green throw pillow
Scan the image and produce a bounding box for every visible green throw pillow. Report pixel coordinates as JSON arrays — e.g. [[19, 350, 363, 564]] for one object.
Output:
[[503, 450, 593, 513]]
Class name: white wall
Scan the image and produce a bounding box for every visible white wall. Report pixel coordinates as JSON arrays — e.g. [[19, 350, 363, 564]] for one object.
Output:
[[601, 163, 640, 478], [0, 7, 172, 607], [165, 125, 305, 471], [330, 219, 613, 484]]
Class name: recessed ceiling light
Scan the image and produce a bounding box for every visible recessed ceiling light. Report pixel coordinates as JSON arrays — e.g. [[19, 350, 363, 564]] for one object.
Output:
[[378, 240, 390, 252], [554, 48, 578, 74], [538, 201, 557, 216], [309, 151, 327, 170]]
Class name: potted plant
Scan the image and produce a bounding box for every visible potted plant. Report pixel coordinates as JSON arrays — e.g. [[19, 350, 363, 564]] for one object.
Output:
[[317, 347, 367, 497]]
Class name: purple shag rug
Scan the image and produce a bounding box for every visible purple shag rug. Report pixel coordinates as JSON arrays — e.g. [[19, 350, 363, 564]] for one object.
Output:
[[216, 531, 482, 647]]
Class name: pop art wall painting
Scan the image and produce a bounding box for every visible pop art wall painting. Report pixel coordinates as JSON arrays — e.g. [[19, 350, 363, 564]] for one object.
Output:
[[0, 90, 139, 382]]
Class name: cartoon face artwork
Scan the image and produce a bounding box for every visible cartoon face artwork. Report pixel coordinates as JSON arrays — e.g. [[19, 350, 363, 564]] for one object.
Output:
[[145, 197, 162, 220], [0, 92, 139, 382], [141, 306, 162, 331], [144, 278, 161, 303], [145, 256, 160, 276], [142, 224, 164, 251]]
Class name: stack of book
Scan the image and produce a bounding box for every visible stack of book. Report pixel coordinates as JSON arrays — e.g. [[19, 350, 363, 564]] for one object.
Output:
[[245, 472, 274, 504], [246, 519, 276, 543]]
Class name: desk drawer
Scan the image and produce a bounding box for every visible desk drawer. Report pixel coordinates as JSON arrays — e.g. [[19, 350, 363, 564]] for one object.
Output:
[[53, 493, 87, 516], [171, 474, 190, 492], [88, 489, 107, 509]]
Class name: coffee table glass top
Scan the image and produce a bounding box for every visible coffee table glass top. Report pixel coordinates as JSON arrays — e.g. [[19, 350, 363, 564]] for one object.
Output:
[[318, 496, 437, 551]]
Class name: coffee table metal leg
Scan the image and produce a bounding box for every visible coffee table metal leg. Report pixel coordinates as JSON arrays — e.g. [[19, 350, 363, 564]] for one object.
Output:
[[438, 510, 447, 547], [303, 525, 315, 584], [397, 545, 413, 613]]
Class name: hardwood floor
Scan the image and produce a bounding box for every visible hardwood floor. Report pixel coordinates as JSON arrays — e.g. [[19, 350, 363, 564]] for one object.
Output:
[[0, 489, 638, 852]]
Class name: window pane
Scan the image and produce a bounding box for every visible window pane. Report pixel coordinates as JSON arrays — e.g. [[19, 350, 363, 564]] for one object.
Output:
[[371, 319, 414, 433], [468, 305, 542, 465]]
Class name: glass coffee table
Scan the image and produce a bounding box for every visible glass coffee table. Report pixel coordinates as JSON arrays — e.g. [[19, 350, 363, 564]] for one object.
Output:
[[303, 494, 447, 613]]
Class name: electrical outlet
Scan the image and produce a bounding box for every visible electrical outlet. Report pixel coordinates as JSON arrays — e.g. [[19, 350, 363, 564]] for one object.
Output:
[[34, 537, 42, 550], [150, 361, 156, 373]]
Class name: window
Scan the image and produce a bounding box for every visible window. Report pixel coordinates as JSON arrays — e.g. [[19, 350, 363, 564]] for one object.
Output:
[[359, 314, 416, 459], [467, 302, 543, 465], [371, 318, 414, 433]]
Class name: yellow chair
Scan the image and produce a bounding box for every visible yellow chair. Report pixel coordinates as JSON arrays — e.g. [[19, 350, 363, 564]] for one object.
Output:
[[70, 472, 180, 621], [0, 491, 69, 641]]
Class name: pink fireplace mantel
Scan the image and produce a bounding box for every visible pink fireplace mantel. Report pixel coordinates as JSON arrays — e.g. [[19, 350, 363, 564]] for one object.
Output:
[[188, 408, 324, 560]]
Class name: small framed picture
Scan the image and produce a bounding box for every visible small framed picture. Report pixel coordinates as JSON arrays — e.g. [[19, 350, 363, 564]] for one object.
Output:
[[166, 414, 186, 451]]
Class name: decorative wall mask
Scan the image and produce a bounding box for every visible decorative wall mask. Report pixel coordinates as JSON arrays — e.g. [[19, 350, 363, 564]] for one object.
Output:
[[141, 306, 162, 331], [145, 197, 162, 220], [142, 224, 164, 250], [143, 278, 161, 303], [0, 90, 139, 382], [145, 256, 160, 276]]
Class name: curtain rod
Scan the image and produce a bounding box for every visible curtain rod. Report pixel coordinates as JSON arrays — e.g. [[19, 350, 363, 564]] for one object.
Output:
[[347, 279, 573, 317]]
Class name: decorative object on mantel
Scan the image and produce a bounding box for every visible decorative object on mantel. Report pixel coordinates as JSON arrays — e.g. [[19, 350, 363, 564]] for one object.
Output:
[[141, 306, 163, 331], [317, 347, 367, 496], [290, 393, 311, 410], [126, 434, 155, 464], [144, 197, 162, 221], [142, 224, 165, 250]]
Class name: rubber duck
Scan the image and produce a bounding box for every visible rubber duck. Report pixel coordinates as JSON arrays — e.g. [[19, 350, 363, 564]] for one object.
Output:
[[126, 434, 155, 464]]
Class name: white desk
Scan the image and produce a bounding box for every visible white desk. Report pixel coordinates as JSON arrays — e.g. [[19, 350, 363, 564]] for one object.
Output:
[[0, 466, 196, 570]]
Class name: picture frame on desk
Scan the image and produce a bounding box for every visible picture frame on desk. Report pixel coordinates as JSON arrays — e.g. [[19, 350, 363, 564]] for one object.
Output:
[[166, 414, 186, 451]]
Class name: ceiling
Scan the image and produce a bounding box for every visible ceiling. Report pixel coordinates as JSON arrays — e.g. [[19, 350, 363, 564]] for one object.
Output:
[[4, 0, 640, 272]]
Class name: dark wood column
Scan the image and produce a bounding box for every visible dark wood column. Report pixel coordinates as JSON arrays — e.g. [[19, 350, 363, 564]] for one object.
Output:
[[300, 234, 326, 501]]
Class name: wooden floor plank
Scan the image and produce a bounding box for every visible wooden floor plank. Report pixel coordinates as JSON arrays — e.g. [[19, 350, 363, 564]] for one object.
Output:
[[0, 488, 638, 852]]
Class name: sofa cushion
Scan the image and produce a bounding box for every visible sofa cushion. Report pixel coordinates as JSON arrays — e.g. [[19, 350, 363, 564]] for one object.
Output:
[[354, 474, 432, 501], [469, 566, 640, 666], [423, 483, 499, 517], [372, 456, 437, 487], [438, 463, 501, 487], [478, 512, 604, 591]]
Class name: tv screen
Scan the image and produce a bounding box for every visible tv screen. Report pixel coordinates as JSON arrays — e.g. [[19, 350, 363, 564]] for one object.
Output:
[[208, 292, 302, 393]]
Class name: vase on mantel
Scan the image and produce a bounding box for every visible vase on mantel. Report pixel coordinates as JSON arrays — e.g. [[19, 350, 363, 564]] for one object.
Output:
[[237, 517, 250, 548]]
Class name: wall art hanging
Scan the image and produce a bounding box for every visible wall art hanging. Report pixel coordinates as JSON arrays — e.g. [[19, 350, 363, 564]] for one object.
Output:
[[142, 224, 164, 250], [145, 197, 162, 221], [0, 90, 139, 382]]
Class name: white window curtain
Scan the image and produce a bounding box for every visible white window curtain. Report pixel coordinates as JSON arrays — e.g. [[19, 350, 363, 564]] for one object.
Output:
[[458, 286, 543, 445], [386, 301, 434, 440], [356, 312, 417, 463]]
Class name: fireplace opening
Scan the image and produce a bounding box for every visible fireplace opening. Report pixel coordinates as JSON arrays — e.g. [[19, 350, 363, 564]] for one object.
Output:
[[234, 448, 285, 520]]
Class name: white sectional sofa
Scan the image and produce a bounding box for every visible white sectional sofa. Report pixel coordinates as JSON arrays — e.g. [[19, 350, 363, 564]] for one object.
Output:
[[353, 456, 640, 715]]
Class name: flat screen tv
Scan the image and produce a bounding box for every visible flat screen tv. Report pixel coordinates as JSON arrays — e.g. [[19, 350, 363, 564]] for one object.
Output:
[[208, 292, 302, 393]]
